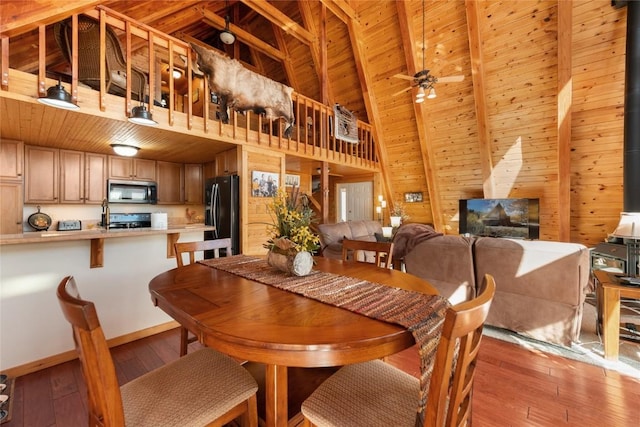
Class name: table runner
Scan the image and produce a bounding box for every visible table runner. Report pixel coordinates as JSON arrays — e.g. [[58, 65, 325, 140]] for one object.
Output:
[[200, 255, 450, 426]]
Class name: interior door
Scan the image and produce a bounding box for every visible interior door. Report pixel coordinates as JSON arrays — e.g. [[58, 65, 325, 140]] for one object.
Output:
[[336, 182, 373, 222]]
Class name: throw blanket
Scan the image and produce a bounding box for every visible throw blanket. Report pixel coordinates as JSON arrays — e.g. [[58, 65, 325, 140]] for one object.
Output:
[[200, 255, 450, 426], [393, 223, 443, 261]]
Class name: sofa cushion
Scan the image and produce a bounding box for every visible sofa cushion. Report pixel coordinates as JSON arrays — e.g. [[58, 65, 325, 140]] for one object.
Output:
[[318, 222, 353, 247], [404, 234, 476, 305], [349, 220, 382, 239]]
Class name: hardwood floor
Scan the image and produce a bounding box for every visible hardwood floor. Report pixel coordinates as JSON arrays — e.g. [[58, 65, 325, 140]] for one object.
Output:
[[2, 328, 639, 426]]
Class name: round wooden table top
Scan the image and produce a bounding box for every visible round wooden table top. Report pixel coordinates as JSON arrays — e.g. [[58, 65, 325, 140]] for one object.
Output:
[[149, 256, 439, 367]]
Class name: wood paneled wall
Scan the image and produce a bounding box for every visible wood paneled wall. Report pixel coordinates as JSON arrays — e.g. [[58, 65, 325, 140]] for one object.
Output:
[[356, 0, 627, 245]]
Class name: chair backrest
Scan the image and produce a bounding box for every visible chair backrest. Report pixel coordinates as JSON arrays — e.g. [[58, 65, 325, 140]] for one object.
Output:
[[341, 239, 394, 268], [424, 274, 496, 427], [54, 15, 146, 99], [174, 238, 232, 267], [56, 276, 125, 426]]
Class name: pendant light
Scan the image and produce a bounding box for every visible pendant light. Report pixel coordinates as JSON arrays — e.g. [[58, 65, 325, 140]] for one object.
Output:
[[220, 0, 236, 45], [37, 78, 79, 110], [128, 103, 157, 126]]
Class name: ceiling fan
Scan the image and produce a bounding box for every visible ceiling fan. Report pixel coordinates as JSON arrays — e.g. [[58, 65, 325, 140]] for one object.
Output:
[[393, 0, 464, 102]]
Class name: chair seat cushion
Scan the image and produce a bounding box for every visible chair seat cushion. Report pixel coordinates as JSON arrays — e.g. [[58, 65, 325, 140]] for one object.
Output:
[[121, 348, 257, 427], [301, 359, 419, 427]]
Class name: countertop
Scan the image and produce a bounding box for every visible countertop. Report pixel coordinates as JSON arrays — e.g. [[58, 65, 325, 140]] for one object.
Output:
[[0, 224, 215, 245]]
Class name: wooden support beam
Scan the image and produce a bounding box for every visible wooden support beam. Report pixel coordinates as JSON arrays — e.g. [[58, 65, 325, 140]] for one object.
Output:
[[557, 0, 573, 242], [0, 0, 101, 37], [396, 1, 444, 232], [465, 0, 496, 198], [239, 0, 315, 45]]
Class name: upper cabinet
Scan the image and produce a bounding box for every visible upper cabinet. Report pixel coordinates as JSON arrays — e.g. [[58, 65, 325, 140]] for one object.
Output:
[[156, 161, 184, 204], [0, 140, 24, 181], [109, 156, 156, 181], [60, 150, 107, 204], [184, 164, 203, 205], [215, 147, 238, 177], [25, 145, 59, 204]]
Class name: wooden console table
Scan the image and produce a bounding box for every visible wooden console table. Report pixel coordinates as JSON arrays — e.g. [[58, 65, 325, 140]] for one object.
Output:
[[594, 270, 640, 360]]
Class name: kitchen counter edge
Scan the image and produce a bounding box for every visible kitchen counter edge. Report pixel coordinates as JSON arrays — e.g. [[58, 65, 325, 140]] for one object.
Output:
[[0, 225, 215, 245]]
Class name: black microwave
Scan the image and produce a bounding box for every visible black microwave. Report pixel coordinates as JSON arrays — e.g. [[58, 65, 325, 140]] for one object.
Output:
[[107, 179, 157, 204]]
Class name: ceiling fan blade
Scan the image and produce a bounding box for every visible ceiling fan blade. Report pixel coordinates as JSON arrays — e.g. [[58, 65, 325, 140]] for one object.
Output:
[[392, 86, 413, 97], [437, 75, 465, 83], [393, 73, 415, 81]]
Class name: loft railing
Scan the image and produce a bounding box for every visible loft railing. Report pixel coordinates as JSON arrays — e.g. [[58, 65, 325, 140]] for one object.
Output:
[[0, 5, 378, 169]]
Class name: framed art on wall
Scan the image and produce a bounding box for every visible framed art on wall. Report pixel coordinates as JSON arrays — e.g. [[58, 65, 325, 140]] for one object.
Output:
[[404, 192, 423, 203], [252, 171, 279, 197], [285, 174, 300, 187]]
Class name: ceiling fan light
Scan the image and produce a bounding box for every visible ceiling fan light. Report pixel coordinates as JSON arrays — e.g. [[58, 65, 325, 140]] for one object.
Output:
[[415, 96, 425, 104], [427, 88, 437, 99], [37, 81, 79, 110], [416, 86, 426, 99], [128, 105, 157, 126], [110, 144, 139, 157]]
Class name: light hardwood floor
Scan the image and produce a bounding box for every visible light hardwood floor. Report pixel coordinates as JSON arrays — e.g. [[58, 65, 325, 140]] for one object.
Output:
[[2, 328, 639, 426]]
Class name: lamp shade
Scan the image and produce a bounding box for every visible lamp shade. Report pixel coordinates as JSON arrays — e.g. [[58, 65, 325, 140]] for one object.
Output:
[[612, 212, 640, 238], [37, 82, 79, 110], [128, 105, 157, 126], [110, 144, 139, 157]]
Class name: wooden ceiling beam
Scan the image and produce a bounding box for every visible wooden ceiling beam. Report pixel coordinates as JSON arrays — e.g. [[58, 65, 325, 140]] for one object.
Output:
[[319, 0, 357, 23], [465, 0, 496, 198], [396, 0, 444, 232], [298, 1, 334, 105], [239, 0, 315, 45], [0, 0, 101, 37], [200, 7, 285, 62]]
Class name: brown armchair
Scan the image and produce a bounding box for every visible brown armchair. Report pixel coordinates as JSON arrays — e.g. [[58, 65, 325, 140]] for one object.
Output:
[[54, 15, 147, 101]]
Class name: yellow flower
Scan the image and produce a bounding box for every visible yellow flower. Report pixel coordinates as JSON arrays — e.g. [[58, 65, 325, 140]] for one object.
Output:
[[265, 189, 320, 254]]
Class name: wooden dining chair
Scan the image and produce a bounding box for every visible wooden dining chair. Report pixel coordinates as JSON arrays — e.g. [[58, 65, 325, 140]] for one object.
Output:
[[174, 238, 232, 355], [342, 239, 394, 268], [300, 274, 496, 427], [56, 276, 258, 427]]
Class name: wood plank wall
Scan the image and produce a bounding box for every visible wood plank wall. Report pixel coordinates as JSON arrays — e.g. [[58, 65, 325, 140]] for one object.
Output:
[[357, 0, 626, 245]]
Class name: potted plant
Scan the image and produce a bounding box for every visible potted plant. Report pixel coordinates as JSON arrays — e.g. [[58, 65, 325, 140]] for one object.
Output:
[[389, 202, 409, 228], [264, 188, 320, 276]]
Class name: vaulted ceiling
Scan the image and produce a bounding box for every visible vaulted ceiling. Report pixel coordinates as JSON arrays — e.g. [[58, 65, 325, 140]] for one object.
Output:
[[0, 1, 630, 245]]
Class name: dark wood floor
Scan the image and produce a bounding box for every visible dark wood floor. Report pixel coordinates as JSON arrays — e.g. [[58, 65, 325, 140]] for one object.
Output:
[[2, 328, 639, 426]]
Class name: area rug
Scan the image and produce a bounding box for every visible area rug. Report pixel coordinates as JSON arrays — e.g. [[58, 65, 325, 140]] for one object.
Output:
[[483, 296, 640, 378]]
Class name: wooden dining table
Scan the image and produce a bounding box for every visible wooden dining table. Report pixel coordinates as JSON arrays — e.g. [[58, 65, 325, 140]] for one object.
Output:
[[148, 256, 439, 427]]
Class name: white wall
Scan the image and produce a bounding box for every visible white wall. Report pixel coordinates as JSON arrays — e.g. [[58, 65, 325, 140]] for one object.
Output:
[[0, 230, 205, 371]]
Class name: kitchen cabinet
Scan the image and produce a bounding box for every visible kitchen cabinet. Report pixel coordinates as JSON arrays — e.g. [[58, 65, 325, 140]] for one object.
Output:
[[59, 150, 84, 204], [0, 139, 23, 181], [156, 161, 184, 204], [0, 182, 23, 234], [108, 156, 156, 181], [0, 140, 24, 234], [60, 150, 107, 204], [25, 145, 58, 204], [215, 147, 237, 176], [85, 153, 108, 204], [184, 163, 203, 204]]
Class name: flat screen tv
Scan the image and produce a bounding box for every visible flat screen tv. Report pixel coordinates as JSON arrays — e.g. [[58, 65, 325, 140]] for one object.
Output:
[[459, 198, 539, 239]]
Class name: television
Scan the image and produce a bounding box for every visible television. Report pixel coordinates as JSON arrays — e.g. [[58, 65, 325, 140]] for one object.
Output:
[[459, 198, 539, 239]]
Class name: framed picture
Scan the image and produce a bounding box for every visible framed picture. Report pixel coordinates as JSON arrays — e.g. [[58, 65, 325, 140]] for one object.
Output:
[[252, 171, 279, 197], [285, 174, 300, 187], [404, 192, 423, 203]]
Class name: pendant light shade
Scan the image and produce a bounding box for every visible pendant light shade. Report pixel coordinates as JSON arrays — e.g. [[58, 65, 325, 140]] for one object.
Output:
[[37, 80, 79, 110], [128, 105, 157, 126], [220, 15, 235, 44]]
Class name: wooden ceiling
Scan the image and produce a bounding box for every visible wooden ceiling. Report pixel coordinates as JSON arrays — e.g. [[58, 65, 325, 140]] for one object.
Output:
[[0, 1, 631, 245]]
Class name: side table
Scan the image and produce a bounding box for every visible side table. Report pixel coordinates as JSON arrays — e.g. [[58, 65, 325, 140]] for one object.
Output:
[[594, 270, 640, 360]]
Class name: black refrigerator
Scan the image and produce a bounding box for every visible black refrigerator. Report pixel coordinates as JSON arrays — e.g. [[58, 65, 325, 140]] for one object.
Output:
[[205, 175, 240, 257]]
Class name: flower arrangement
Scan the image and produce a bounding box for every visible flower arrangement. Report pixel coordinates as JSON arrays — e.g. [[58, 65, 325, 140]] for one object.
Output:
[[265, 188, 320, 255], [390, 202, 410, 222]]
